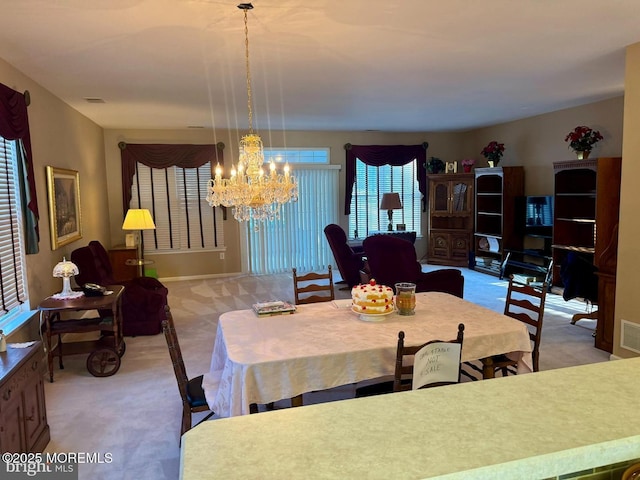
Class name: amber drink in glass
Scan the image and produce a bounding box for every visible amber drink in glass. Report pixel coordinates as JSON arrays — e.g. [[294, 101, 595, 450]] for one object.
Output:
[[395, 282, 416, 315]]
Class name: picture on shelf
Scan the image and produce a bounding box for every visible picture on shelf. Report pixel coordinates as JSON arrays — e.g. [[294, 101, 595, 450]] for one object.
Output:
[[445, 161, 457, 173]]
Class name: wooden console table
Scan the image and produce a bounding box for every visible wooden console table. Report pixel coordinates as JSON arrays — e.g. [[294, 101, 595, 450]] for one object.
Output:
[[0, 341, 50, 453], [38, 286, 125, 382]]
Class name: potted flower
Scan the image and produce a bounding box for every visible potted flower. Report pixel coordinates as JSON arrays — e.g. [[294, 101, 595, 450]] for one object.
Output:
[[481, 141, 505, 167], [564, 125, 603, 159], [461, 158, 475, 173]]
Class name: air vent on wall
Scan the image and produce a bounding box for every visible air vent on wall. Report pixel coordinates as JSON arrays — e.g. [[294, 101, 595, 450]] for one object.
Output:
[[84, 97, 105, 104], [620, 319, 640, 354]]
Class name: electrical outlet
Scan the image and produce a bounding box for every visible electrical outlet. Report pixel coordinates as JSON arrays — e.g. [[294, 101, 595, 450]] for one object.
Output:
[[219, 252, 225, 260]]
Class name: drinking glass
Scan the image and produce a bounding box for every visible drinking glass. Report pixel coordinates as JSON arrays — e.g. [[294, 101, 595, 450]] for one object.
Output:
[[395, 282, 416, 316]]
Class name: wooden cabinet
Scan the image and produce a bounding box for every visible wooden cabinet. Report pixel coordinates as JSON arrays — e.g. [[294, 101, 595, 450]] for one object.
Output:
[[552, 158, 622, 352], [108, 245, 138, 282], [474, 166, 525, 276], [427, 174, 474, 266], [0, 342, 50, 453]]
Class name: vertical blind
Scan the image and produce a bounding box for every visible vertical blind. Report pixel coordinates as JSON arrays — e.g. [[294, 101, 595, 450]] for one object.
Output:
[[348, 159, 421, 238], [0, 137, 26, 314], [130, 162, 224, 252], [248, 167, 339, 275]]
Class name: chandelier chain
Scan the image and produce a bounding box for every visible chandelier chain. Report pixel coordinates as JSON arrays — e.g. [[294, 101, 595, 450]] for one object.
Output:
[[243, 8, 254, 134]]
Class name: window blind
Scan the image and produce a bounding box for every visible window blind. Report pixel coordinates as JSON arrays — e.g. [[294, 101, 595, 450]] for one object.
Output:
[[0, 138, 26, 315], [131, 162, 224, 252], [348, 159, 421, 238], [248, 166, 339, 275]]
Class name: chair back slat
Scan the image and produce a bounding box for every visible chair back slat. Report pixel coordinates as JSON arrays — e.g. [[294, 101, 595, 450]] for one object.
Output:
[[293, 265, 335, 305]]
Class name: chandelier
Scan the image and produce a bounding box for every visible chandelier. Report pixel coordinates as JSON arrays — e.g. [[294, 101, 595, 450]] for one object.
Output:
[[206, 3, 298, 223]]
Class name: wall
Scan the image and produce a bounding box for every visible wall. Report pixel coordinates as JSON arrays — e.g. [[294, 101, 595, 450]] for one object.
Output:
[[104, 129, 464, 275], [614, 42, 640, 359], [0, 57, 108, 340]]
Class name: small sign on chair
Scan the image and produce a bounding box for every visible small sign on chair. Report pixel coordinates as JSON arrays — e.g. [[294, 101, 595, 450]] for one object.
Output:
[[412, 342, 461, 389]]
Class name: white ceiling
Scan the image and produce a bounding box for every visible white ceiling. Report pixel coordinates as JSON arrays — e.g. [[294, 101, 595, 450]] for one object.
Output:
[[1, 0, 639, 133]]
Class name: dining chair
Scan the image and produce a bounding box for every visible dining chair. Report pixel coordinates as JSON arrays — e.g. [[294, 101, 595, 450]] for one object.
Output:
[[292, 265, 335, 305], [355, 323, 465, 397], [162, 306, 214, 439], [479, 278, 547, 379]]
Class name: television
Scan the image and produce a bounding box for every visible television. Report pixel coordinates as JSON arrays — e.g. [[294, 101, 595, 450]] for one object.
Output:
[[524, 196, 554, 238]]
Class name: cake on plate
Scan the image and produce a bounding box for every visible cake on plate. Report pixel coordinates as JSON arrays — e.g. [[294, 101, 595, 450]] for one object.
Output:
[[351, 279, 394, 314]]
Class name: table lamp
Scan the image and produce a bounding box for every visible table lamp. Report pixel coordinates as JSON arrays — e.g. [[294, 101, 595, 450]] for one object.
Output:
[[52, 258, 83, 299], [379, 193, 402, 231], [122, 208, 156, 276]]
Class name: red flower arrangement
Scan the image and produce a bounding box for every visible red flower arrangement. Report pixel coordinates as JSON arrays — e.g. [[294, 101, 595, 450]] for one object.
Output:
[[564, 126, 603, 153], [481, 141, 505, 165]]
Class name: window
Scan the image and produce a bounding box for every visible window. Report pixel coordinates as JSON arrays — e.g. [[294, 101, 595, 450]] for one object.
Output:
[[130, 162, 224, 253], [0, 137, 29, 331], [348, 159, 421, 238], [248, 148, 338, 275]]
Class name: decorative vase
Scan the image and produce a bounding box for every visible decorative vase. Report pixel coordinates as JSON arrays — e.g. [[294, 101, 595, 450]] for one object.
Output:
[[463, 165, 472, 173], [576, 150, 591, 160]]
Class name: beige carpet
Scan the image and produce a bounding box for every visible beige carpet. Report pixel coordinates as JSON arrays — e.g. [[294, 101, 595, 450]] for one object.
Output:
[[42, 266, 609, 480]]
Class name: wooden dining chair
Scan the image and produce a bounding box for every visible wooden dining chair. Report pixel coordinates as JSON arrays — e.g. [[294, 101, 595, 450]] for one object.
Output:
[[162, 306, 214, 439], [292, 265, 335, 305], [480, 278, 547, 379], [356, 323, 465, 397]]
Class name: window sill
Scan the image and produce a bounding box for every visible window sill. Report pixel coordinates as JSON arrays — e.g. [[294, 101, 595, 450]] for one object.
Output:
[[0, 309, 38, 337]]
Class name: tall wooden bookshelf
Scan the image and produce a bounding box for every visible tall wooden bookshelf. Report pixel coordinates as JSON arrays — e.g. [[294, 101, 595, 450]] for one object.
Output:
[[552, 157, 622, 352], [473, 166, 525, 276]]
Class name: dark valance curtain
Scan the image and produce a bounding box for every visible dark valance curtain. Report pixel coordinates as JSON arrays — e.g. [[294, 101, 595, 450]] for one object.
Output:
[[0, 83, 39, 254], [344, 143, 428, 214], [119, 142, 223, 216]]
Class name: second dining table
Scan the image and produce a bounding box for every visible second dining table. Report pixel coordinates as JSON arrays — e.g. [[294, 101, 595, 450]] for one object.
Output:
[[202, 291, 533, 417]]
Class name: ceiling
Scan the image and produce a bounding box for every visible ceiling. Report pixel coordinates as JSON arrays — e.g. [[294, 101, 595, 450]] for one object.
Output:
[[1, 0, 639, 133]]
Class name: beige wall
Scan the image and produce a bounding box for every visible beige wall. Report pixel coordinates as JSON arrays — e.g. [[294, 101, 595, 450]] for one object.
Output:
[[0, 58, 109, 340], [614, 42, 640, 358]]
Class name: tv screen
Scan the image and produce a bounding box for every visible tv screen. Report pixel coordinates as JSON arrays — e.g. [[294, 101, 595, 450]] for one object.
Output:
[[524, 196, 554, 237]]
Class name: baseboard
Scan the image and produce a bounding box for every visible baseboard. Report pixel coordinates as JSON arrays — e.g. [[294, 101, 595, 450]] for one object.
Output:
[[159, 271, 244, 282], [609, 354, 623, 361]]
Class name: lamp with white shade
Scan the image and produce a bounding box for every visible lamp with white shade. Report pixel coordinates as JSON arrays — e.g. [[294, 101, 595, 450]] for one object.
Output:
[[379, 193, 403, 231], [122, 208, 156, 276], [52, 258, 83, 299]]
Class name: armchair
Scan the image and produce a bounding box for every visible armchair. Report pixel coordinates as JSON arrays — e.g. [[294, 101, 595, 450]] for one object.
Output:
[[71, 241, 169, 336], [323, 224, 365, 288], [363, 235, 464, 297]]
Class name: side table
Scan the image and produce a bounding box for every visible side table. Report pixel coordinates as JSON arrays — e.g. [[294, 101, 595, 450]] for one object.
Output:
[[37, 285, 125, 382], [108, 245, 138, 281]]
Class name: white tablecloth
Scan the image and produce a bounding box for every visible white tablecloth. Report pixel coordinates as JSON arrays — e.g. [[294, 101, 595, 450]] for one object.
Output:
[[202, 292, 533, 417]]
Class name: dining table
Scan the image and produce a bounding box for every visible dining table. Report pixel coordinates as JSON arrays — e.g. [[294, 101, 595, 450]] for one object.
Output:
[[202, 291, 533, 417]]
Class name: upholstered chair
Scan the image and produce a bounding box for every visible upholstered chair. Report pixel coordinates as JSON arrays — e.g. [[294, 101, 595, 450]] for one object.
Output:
[[323, 224, 365, 288]]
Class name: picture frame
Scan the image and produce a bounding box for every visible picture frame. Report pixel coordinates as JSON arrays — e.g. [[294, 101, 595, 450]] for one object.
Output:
[[446, 161, 457, 173], [396, 224, 406, 231], [46, 166, 82, 250]]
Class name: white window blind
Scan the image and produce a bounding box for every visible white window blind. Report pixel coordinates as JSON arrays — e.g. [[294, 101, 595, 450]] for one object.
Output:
[[348, 159, 421, 238], [0, 137, 27, 319], [130, 163, 224, 252], [248, 166, 339, 275]]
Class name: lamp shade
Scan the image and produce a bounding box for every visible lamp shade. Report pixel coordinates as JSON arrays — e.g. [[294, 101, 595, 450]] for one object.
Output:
[[379, 193, 402, 210], [122, 209, 156, 231], [52, 258, 79, 278]]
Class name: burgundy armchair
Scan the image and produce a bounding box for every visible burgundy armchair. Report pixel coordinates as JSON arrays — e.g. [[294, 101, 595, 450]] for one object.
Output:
[[324, 224, 365, 287], [324, 223, 364, 287], [363, 235, 464, 297], [71, 241, 169, 336]]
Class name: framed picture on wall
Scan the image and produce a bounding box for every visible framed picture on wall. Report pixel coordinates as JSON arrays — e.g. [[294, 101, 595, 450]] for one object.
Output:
[[46, 166, 82, 250]]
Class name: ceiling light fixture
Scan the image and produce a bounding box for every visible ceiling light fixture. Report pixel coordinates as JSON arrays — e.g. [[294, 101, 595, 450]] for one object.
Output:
[[206, 2, 298, 223]]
